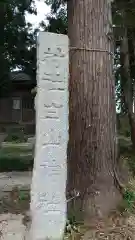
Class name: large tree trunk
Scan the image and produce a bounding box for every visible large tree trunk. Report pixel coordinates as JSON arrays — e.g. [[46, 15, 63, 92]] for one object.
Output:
[[120, 28, 135, 147], [67, 0, 121, 223]]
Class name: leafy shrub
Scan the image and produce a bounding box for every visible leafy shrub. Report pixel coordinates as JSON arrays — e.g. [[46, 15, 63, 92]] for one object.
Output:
[[125, 130, 130, 138], [0, 155, 33, 172], [5, 128, 27, 143], [118, 189, 135, 213], [18, 190, 30, 201]]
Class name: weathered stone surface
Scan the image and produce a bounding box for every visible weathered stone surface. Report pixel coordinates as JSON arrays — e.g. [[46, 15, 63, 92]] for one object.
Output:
[[30, 32, 69, 240]]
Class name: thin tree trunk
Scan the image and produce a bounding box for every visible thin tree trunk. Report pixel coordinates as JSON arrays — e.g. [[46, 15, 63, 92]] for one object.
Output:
[[67, 0, 121, 223], [133, 82, 135, 114], [120, 28, 135, 147], [131, 36, 135, 119]]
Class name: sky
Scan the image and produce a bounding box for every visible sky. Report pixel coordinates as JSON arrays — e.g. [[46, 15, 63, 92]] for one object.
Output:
[[25, 0, 50, 29]]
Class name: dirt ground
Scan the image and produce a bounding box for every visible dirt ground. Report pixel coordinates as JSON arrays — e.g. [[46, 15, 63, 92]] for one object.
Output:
[[1, 172, 135, 239], [0, 172, 30, 239]]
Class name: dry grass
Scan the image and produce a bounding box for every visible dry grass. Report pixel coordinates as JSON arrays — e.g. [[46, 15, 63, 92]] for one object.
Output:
[[65, 212, 135, 240], [65, 179, 135, 240]]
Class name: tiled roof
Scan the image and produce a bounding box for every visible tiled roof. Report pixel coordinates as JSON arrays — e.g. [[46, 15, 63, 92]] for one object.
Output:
[[10, 71, 31, 81]]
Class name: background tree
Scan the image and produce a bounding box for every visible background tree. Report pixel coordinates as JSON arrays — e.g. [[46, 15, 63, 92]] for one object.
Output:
[[112, 0, 135, 146], [0, 0, 37, 96], [45, 0, 135, 149]]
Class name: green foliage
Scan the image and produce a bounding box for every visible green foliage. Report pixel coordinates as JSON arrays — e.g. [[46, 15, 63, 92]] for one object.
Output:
[[5, 129, 28, 143], [0, 136, 33, 171], [0, 155, 33, 172], [45, 0, 135, 115], [45, 8, 67, 34], [65, 219, 79, 235], [45, 0, 67, 34], [0, 0, 37, 96], [112, 0, 135, 113], [67, 211, 77, 228], [46, 0, 66, 13], [119, 189, 135, 213], [18, 190, 30, 201]]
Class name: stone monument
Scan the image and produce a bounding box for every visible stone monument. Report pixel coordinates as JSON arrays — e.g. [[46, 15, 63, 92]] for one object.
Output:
[[30, 32, 69, 240]]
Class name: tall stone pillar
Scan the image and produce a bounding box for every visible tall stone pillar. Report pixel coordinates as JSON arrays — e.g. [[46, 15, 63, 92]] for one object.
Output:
[[30, 32, 69, 240]]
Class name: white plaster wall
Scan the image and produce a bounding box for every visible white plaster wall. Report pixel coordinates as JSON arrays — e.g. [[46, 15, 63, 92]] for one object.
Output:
[[30, 32, 69, 240]]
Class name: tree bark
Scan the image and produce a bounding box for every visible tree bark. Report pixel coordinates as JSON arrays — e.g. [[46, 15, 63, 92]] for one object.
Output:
[[67, 0, 121, 223]]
